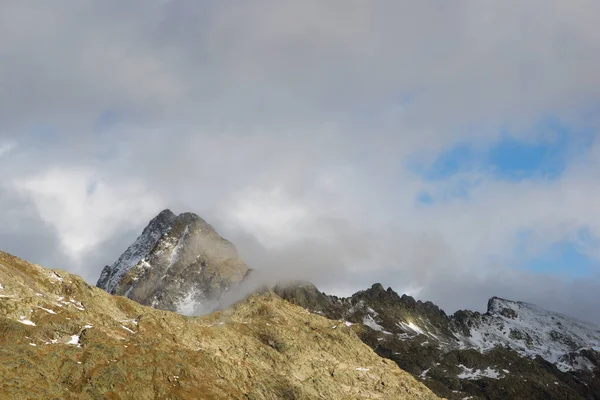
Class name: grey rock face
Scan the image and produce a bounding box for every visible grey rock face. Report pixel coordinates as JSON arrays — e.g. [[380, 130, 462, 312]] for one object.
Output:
[[97, 209, 176, 293], [97, 210, 249, 315]]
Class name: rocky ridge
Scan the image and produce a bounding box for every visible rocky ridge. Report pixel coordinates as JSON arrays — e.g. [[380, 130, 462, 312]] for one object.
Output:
[[0, 250, 439, 399], [276, 282, 600, 399]]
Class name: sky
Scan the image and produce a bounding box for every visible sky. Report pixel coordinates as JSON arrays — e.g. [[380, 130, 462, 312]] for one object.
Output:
[[2, 1, 600, 322]]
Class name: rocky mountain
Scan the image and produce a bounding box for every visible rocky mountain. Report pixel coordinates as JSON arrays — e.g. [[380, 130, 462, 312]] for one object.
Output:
[[98, 210, 600, 399], [276, 282, 600, 399], [97, 210, 250, 315], [0, 250, 439, 399]]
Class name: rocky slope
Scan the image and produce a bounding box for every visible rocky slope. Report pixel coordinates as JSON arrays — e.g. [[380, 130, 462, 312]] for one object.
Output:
[[0, 250, 439, 400], [276, 282, 600, 399], [97, 210, 250, 315]]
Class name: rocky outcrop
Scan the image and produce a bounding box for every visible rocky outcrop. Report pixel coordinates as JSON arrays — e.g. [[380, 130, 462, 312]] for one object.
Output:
[[0, 250, 439, 399], [97, 210, 250, 315]]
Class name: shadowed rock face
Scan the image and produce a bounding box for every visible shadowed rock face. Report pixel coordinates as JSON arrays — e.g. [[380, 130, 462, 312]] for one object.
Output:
[[276, 282, 600, 400], [97, 210, 250, 315], [0, 250, 440, 400]]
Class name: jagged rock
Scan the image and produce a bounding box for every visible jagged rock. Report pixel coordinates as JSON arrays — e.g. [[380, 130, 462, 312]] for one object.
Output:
[[0, 250, 439, 400], [97, 210, 250, 315]]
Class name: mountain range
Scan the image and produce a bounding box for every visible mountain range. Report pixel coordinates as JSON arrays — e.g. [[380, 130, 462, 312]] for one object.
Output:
[[95, 210, 600, 399], [2, 209, 599, 399]]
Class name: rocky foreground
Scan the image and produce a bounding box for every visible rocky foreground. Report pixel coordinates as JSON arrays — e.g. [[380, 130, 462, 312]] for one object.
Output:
[[0, 250, 439, 400]]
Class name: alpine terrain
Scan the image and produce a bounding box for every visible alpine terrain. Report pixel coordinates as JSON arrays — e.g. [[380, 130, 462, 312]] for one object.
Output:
[[276, 282, 600, 399], [0, 250, 438, 399], [98, 210, 600, 399]]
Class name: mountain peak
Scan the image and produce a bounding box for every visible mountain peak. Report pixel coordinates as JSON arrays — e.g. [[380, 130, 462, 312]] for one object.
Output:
[[156, 208, 176, 219], [486, 296, 528, 318], [97, 210, 249, 315], [371, 282, 385, 292]]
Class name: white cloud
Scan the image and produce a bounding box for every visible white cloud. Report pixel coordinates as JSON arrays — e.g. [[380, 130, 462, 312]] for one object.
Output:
[[0, 1, 600, 321], [12, 168, 162, 260], [225, 186, 312, 247]]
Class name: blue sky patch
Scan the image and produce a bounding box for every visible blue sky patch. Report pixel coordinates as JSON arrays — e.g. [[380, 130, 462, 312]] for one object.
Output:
[[416, 191, 433, 205], [486, 134, 567, 179], [517, 241, 595, 279], [409, 117, 594, 184], [513, 228, 598, 279]]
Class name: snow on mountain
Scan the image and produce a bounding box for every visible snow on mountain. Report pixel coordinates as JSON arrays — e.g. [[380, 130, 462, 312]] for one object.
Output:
[[276, 281, 600, 399], [455, 296, 600, 371], [457, 365, 503, 380]]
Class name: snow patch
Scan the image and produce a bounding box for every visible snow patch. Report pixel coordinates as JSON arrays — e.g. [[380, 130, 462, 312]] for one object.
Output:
[[363, 315, 391, 334], [67, 335, 80, 345], [457, 365, 503, 380], [69, 299, 85, 311], [121, 325, 135, 334], [18, 317, 36, 326], [397, 321, 428, 338], [47, 271, 64, 283]]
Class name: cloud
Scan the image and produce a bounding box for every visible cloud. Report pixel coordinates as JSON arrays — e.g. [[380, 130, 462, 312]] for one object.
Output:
[[4, 168, 163, 281], [1, 1, 600, 322]]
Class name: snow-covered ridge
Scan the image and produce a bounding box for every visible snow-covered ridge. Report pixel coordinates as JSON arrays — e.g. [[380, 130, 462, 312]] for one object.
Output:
[[456, 296, 600, 371], [340, 284, 600, 373]]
